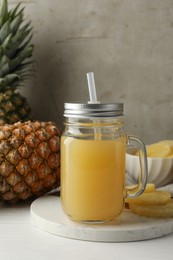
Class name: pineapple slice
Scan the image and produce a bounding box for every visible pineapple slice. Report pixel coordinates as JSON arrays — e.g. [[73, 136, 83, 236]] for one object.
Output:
[[146, 142, 172, 158], [158, 140, 173, 147], [126, 183, 155, 194], [158, 140, 173, 157], [135, 141, 173, 157], [144, 183, 155, 193], [129, 200, 173, 218], [126, 183, 173, 218], [125, 190, 171, 205]]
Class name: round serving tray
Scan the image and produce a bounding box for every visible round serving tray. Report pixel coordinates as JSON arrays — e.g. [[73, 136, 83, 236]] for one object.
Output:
[[30, 195, 173, 242]]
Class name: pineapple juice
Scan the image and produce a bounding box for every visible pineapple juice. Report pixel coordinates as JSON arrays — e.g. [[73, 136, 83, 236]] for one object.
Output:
[[61, 135, 126, 222]]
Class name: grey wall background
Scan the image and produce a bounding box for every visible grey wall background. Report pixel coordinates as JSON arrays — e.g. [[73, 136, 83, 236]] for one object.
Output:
[[9, 0, 173, 144]]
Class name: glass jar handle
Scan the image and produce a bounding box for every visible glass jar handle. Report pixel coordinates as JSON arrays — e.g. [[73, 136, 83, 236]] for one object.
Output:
[[126, 135, 148, 198]]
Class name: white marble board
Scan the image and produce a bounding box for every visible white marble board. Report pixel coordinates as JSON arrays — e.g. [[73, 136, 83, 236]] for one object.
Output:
[[30, 195, 173, 242]]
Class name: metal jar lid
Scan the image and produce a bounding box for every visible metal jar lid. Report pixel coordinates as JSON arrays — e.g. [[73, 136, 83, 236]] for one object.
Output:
[[63, 103, 124, 118]]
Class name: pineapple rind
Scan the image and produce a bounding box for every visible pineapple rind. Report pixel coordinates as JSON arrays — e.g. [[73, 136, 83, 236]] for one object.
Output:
[[0, 121, 61, 202], [0, 89, 32, 125]]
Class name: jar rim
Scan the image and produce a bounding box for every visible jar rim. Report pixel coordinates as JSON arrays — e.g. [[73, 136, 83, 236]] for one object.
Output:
[[63, 102, 123, 118]]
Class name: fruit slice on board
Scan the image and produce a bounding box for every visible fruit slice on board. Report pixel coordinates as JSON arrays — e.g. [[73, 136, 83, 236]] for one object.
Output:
[[146, 142, 172, 158], [129, 200, 173, 218], [125, 190, 171, 206]]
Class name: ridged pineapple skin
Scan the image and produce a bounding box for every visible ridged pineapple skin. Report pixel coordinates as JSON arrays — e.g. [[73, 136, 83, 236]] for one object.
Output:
[[0, 90, 32, 125], [0, 121, 61, 202]]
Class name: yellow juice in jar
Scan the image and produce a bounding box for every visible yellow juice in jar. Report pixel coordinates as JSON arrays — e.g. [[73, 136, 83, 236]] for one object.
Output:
[[61, 136, 126, 222]]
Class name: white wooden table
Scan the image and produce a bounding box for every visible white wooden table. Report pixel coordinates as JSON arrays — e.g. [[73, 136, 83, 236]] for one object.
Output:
[[1, 198, 173, 260]]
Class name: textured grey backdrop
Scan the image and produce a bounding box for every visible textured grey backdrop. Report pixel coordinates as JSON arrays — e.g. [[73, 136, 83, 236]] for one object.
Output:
[[10, 0, 173, 144]]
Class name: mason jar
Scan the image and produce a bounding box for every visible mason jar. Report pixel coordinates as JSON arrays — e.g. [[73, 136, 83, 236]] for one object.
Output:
[[60, 103, 148, 223]]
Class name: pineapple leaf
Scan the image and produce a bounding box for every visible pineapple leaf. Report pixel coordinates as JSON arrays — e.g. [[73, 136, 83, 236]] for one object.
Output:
[[16, 45, 33, 62], [12, 62, 32, 73], [0, 77, 5, 84], [0, 74, 20, 90], [0, 54, 9, 67], [0, 0, 34, 88], [18, 33, 33, 51], [21, 73, 33, 79], [15, 22, 32, 44], [2, 33, 12, 52], [9, 45, 33, 71], [8, 3, 21, 19], [7, 24, 32, 58], [0, 77, 6, 89], [7, 81, 18, 87], [4, 73, 20, 84], [14, 64, 34, 78], [0, 0, 8, 26], [10, 12, 23, 35], [0, 45, 3, 58], [0, 62, 10, 77], [0, 20, 10, 43], [0, 17, 3, 28], [20, 21, 32, 34], [13, 6, 25, 20], [13, 63, 33, 75], [9, 56, 21, 71], [18, 60, 33, 68], [15, 68, 33, 77]]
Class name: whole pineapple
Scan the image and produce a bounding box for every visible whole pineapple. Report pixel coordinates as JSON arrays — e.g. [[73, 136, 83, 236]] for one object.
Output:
[[0, 121, 61, 202], [0, 0, 33, 125]]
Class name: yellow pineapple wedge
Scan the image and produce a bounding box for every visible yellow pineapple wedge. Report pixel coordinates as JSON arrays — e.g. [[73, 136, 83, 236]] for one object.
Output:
[[0, 121, 61, 202]]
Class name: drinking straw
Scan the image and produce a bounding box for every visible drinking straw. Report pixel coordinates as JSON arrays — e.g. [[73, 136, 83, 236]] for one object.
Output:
[[86, 72, 101, 139], [87, 72, 100, 104]]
